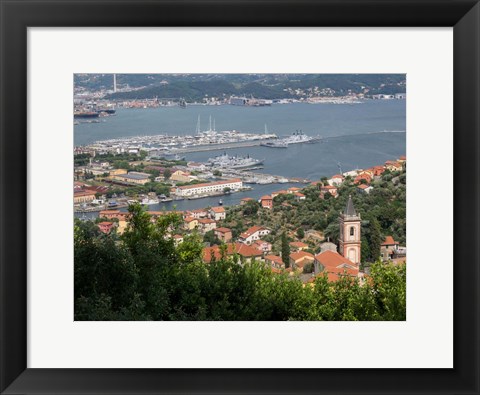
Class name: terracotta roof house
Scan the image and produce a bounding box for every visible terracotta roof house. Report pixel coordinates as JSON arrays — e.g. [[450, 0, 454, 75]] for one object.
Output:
[[197, 218, 217, 233], [98, 221, 115, 234], [354, 173, 372, 185], [203, 243, 263, 263], [239, 226, 271, 244], [320, 185, 338, 199], [357, 184, 373, 194], [384, 160, 403, 171], [209, 206, 226, 220], [214, 227, 232, 242], [294, 192, 306, 201], [260, 195, 273, 209], [328, 174, 345, 186], [380, 236, 400, 260], [289, 241, 309, 251], [314, 250, 359, 282], [289, 251, 315, 270]]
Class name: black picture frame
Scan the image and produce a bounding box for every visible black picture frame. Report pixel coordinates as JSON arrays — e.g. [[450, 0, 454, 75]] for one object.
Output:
[[1, 1, 479, 394]]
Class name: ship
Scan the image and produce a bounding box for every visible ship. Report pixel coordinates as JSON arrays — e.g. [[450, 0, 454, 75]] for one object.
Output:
[[97, 108, 116, 115], [164, 153, 186, 161], [260, 141, 289, 148], [256, 176, 275, 184], [277, 130, 322, 145], [207, 152, 265, 169], [141, 197, 160, 205], [74, 111, 99, 119]]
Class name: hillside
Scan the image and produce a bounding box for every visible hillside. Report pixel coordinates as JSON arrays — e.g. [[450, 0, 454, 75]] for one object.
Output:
[[74, 73, 406, 101]]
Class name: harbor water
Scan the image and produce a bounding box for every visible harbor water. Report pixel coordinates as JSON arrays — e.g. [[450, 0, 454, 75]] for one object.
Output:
[[74, 100, 406, 217]]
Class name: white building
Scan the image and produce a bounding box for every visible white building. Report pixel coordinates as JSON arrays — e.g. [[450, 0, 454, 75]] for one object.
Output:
[[209, 206, 226, 221], [238, 226, 271, 245], [175, 179, 243, 197], [328, 174, 344, 186]]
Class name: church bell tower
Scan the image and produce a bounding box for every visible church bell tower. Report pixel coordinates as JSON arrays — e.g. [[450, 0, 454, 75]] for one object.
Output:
[[339, 195, 361, 265]]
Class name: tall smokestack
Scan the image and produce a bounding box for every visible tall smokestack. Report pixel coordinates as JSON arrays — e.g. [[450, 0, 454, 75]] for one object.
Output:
[[113, 74, 117, 93]]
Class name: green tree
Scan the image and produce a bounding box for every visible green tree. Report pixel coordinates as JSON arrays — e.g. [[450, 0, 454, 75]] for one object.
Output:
[[163, 168, 172, 180], [367, 218, 382, 262], [324, 221, 339, 243], [296, 227, 305, 239], [242, 200, 259, 216], [369, 261, 406, 320], [281, 232, 290, 268], [203, 230, 221, 246]]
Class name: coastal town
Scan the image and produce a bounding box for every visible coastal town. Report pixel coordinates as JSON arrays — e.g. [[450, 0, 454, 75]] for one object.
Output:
[[75, 152, 407, 285]]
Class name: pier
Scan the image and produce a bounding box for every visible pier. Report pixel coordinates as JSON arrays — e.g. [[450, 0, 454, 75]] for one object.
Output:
[[169, 139, 275, 154]]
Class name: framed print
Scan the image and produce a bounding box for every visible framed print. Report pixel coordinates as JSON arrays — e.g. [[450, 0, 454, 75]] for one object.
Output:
[[1, 0, 479, 394]]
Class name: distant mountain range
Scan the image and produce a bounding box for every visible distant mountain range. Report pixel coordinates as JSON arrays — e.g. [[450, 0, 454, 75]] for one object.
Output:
[[74, 74, 406, 101]]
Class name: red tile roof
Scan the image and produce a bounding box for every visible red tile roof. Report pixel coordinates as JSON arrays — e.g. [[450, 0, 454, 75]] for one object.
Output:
[[99, 210, 120, 215], [74, 190, 97, 197], [215, 227, 231, 233], [381, 236, 398, 246], [211, 206, 225, 213], [321, 268, 358, 282], [314, 250, 356, 269], [265, 255, 284, 265], [357, 184, 370, 190], [260, 195, 272, 200], [191, 208, 208, 213], [198, 218, 215, 224], [290, 251, 314, 262], [290, 241, 308, 248]]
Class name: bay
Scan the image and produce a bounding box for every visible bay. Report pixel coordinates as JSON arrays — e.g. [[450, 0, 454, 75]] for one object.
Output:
[[74, 100, 406, 217]]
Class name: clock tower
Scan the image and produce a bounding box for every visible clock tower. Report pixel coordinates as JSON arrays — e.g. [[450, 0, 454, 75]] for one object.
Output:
[[339, 195, 361, 265]]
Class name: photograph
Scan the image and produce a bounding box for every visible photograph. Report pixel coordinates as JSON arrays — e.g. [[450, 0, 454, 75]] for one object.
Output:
[[73, 73, 406, 321]]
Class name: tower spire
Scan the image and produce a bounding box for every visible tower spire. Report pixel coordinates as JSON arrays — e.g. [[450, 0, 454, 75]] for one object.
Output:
[[344, 195, 357, 216]]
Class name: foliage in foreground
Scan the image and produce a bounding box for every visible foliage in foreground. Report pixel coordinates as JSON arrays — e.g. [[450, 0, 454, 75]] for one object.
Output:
[[74, 204, 406, 321]]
